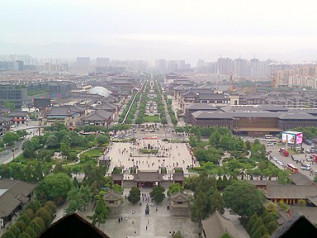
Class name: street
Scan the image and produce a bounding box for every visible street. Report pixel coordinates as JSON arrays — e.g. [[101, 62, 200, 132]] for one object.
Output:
[[0, 120, 41, 164]]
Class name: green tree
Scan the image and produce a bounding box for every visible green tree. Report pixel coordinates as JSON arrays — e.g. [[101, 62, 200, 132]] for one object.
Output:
[[18, 233, 32, 238], [8, 224, 21, 237], [209, 130, 221, 147], [277, 170, 290, 184], [189, 135, 197, 147], [253, 225, 268, 238], [172, 231, 183, 238], [265, 221, 278, 234], [298, 199, 306, 207], [35, 173, 73, 204], [210, 191, 224, 214], [4, 100, 15, 111], [15, 221, 27, 232], [16, 130, 27, 138], [25, 226, 38, 238], [112, 184, 123, 194], [278, 200, 289, 212], [3, 132, 19, 146], [1, 231, 15, 238], [44, 201, 57, 214], [96, 135, 109, 145], [60, 142, 70, 157], [150, 185, 165, 204], [26, 198, 41, 212], [167, 183, 184, 196], [35, 208, 52, 227], [17, 215, 31, 225], [90, 196, 109, 227], [28, 219, 43, 236], [46, 135, 59, 149], [128, 187, 141, 204], [220, 234, 232, 238], [66, 185, 92, 214], [223, 181, 265, 218], [191, 191, 211, 222], [247, 214, 259, 231]]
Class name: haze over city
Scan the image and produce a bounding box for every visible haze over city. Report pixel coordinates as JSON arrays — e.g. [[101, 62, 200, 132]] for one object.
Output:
[[1, 1, 317, 238], [1, 0, 317, 62]]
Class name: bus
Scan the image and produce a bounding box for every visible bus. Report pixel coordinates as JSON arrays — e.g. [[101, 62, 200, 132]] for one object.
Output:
[[264, 135, 273, 139], [287, 163, 298, 173]]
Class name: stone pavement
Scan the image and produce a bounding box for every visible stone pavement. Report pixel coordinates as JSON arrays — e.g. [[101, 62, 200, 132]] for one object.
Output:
[[107, 140, 197, 174], [98, 189, 200, 238]]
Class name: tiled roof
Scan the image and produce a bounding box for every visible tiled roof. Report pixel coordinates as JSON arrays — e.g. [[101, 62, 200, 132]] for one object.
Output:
[[201, 210, 240, 238], [82, 109, 112, 121], [0, 179, 35, 218]]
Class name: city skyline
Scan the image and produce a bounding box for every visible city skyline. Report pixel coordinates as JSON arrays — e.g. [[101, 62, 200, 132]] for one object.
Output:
[[1, 0, 317, 62]]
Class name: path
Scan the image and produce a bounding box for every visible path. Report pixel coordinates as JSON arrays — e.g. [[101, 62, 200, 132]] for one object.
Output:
[[122, 82, 146, 124]]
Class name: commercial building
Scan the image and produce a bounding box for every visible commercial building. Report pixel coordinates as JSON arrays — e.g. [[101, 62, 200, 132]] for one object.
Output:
[[186, 105, 317, 136], [0, 85, 27, 109]]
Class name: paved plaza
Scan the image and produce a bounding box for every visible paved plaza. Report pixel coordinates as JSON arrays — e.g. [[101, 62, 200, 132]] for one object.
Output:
[[106, 139, 197, 174], [99, 189, 200, 238]]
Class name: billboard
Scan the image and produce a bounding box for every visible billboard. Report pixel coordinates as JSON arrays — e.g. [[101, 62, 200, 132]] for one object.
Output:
[[282, 131, 303, 145]]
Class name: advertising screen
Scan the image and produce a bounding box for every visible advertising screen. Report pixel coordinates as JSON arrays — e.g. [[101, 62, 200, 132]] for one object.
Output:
[[295, 133, 303, 144], [282, 131, 303, 145], [282, 133, 296, 144]]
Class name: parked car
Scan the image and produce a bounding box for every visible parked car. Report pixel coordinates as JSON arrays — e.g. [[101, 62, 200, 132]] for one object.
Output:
[[304, 139, 313, 146], [291, 155, 300, 163], [301, 165, 311, 171], [279, 148, 289, 157]]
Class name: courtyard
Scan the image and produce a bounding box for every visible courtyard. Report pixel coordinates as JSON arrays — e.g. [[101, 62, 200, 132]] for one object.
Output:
[[106, 139, 197, 174], [100, 188, 200, 238]]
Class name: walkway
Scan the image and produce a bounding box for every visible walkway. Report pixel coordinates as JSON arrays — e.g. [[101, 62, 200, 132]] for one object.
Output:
[[99, 188, 199, 237]]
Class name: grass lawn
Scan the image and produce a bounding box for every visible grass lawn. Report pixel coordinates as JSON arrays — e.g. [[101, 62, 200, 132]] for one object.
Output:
[[69, 146, 89, 153], [139, 148, 158, 154], [81, 148, 103, 158], [27, 89, 48, 96], [65, 157, 97, 172], [143, 115, 160, 123]]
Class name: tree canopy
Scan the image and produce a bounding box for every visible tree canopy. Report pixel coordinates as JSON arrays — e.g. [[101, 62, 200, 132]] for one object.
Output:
[[223, 181, 265, 218], [35, 173, 73, 204], [128, 187, 141, 204], [150, 185, 165, 204]]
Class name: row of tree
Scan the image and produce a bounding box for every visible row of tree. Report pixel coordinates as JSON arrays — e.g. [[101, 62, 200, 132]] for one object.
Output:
[[1, 200, 56, 238], [154, 81, 168, 125], [245, 210, 278, 238], [165, 95, 178, 125], [135, 81, 150, 124]]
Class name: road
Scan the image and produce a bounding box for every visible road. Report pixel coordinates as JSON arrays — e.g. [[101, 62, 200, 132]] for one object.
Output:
[[267, 142, 316, 179], [241, 136, 316, 180], [0, 121, 40, 164]]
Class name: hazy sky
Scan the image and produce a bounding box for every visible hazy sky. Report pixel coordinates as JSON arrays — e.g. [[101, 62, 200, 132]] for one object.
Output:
[[1, 0, 317, 61]]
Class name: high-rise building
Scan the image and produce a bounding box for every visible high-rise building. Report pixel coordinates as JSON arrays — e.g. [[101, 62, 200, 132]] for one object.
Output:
[[0, 85, 28, 108], [96, 58, 110, 67], [154, 59, 166, 73], [217, 57, 233, 75], [76, 57, 90, 66], [0, 61, 24, 71], [233, 58, 250, 76]]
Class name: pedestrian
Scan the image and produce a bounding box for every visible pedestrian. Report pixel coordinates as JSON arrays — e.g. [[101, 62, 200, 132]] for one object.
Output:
[[146, 226, 148, 230]]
